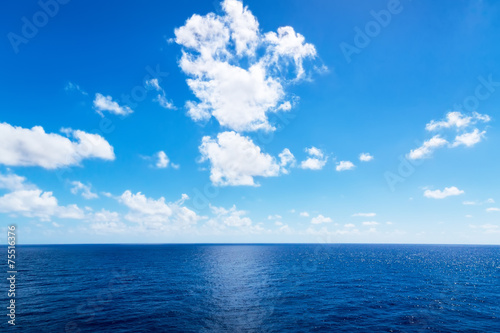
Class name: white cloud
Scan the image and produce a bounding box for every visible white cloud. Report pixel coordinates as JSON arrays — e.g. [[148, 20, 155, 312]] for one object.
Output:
[[278, 148, 295, 173], [486, 207, 500, 212], [311, 214, 332, 224], [410, 112, 490, 160], [451, 129, 486, 147], [463, 201, 477, 205], [336, 160, 355, 172], [424, 186, 464, 199], [0, 172, 84, 221], [119, 190, 200, 228], [199, 131, 287, 186], [0, 123, 115, 169], [93, 93, 133, 116], [426, 111, 490, 131], [174, 0, 319, 132], [362, 221, 379, 226], [65, 81, 88, 95], [156, 151, 170, 168], [70, 181, 98, 199], [359, 153, 374, 162], [210, 205, 252, 227], [300, 147, 327, 170], [145, 79, 176, 110], [299, 211, 309, 217], [344, 223, 355, 228], [352, 212, 376, 217], [408, 135, 448, 160], [486, 198, 495, 204]]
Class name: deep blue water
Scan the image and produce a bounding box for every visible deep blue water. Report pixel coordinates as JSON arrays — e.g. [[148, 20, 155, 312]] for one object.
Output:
[[0, 244, 499, 332]]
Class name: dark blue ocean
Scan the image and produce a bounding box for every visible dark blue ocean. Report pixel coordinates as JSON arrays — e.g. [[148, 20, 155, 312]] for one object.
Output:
[[1, 244, 499, 332]]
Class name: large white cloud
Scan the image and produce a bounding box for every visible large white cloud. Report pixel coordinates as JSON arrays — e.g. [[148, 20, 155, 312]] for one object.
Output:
[[199, 131, 290, 186], [423, 186, 464, 199], [0, 172, 84, 221], [175, 0, 319, 132], [0, 122, 115, 169]]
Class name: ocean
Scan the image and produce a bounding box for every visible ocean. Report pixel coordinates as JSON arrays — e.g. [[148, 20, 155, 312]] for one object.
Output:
[[1, 244, 499, 332]]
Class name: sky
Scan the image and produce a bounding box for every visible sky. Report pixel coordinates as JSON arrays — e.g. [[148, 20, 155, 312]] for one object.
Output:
[[0, 0, 499, 244]]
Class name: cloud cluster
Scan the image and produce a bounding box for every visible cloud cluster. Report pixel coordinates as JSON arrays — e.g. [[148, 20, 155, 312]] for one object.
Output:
[[70, 181, 98, 199], [119, 190, 200, 229], [0, 173, 84, 221], [175, 0, 319, 132], [408, 111, 490, 160], [300, 147, 327, 170], [0, 122, 115, 169]]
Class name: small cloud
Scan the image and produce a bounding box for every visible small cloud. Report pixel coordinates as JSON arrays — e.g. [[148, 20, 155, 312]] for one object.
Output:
[[70, 181, 98, 200], [65, 81, 88, 95], [93, 93, 133, 117], [408, 135, 448, 160], [344, 223, 355, 228], [311, 214, 332, 224], [336, 161, 355, 172], [424, 186, 464, 199], [359, 153, 374, 162], [300, 147, 327, 170], [156, 151, 170, 168], [146, 79, 176, 110], [465, 215, 473, 218], [299, 211, 309, 217], [352, 212, 376, 217], [362, 221, 379, 226], [486, 207, 500, 212]]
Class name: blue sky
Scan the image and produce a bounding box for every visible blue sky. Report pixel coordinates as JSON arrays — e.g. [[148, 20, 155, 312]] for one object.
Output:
[[0, 0, 499, 244]]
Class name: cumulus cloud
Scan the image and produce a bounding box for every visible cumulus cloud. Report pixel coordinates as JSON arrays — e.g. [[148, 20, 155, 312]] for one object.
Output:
[[300, 147, 327, 170], [451, 129, 486, 147], [311, 214, 332, 224], [145, 79, 176, 110], [199, 131, 288, 186], [426, 111, 490, 131], [0, 122, 115, 169], [156, 151, 170, 168], [409, 111, 490, 160], [336, 160, 355, 172], [70, 181, 98, 199], [93, 93, 133, 116], [0, 172, 84, 221], [119, 190, 200, 229], [359, 153, 374, 162], [174, 0, 319, 132], [423, 186, 465, 199], [408, 135, 448, 160], [209, 205, 252, 227]]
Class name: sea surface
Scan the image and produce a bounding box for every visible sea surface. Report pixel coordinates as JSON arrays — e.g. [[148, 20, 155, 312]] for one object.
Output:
[[1, 244, 499, 332]]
